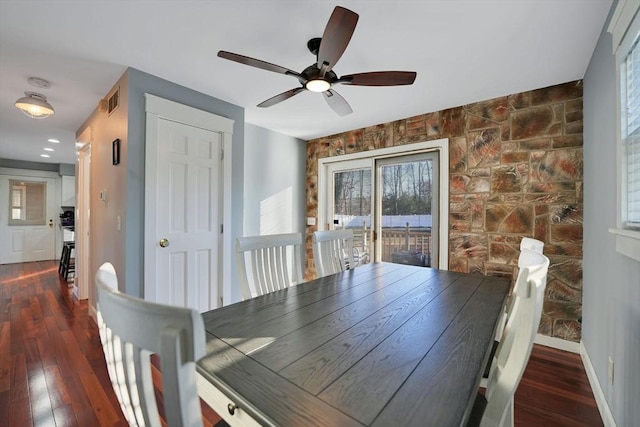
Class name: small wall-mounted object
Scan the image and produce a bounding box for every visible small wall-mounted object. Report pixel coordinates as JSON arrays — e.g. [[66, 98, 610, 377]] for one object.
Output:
[[107, 87, 119, 115], [100, 189, 108, 202], [112, 138, 120, 165]]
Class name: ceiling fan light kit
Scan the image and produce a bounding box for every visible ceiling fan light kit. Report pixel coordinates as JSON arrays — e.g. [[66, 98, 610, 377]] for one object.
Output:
[[218, 6, 416, 116], [15, 91, 55, 119], [306, 79, 331, 92]]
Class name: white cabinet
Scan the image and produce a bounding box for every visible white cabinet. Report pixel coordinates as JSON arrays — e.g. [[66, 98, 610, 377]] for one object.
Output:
[[61, 175, 76, 206]]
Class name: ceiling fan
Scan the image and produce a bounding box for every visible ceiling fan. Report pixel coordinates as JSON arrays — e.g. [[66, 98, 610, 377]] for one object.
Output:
[[217, 6, 417, 116]]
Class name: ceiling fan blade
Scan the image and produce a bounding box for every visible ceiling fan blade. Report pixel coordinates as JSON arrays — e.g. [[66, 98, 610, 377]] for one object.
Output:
[[218, 51, 302, 79], [323, 89, 353, 116], [257, 87, 306, 108], [317, 6, 359, 72], [338, 71, 417, 86]]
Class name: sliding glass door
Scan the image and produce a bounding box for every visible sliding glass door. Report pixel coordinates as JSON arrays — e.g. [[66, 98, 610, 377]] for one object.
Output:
[[324, 151, 439, 268]]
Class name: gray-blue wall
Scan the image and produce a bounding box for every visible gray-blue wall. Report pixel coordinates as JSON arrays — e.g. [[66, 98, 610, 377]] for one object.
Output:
[[125, 68, 245, 299], [243, 123, 306, 238], [583, 1, 640, 425]]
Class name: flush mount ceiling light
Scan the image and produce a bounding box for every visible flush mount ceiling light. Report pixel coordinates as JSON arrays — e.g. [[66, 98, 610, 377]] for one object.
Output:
[[15, 77, 55, 119], [15, 91, 55, 119]]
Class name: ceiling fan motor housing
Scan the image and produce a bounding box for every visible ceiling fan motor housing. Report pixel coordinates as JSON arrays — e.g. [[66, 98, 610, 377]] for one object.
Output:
[[302, 64, 338, 84]]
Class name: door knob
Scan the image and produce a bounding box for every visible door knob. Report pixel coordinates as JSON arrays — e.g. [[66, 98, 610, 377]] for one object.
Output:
[[159, 238, 170, 248], [48, 219, 54, 228]]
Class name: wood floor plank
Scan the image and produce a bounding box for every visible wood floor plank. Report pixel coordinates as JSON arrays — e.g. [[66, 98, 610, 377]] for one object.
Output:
[[10, 354, 29, 402], [43, 365, 71, 409], [9, 396, 32, 427], [28, 363, 56, 427], [52, 403, 80, 427], [0, 322, 10, 391], [515, 345, 603, 426], [78, 372, 121, 426], [0, 260, 604, 427], [0, 389, 9, 424]]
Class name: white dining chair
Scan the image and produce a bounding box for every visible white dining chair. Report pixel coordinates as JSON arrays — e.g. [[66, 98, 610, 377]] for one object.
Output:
[[312, 229, 356, 278], [469, 250, 550, 427], [483, 243, 550, 382], [95, 262, 206, 427], [236, 232, 304, 300]]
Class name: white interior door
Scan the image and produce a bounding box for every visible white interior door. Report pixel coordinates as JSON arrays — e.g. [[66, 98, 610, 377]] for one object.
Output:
[[145, 94, 234, 311], [146, 120, 226, 314], [0, 174, 57, 264], [155, 119, 221, 311]]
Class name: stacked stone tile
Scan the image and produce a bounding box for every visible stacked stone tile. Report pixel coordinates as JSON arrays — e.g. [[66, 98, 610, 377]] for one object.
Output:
[[306, 80, 584, 342]]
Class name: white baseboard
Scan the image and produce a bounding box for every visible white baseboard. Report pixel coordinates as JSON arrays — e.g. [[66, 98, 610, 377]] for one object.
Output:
[[580, 341, 617, 427], [534, 333, 580, 353]]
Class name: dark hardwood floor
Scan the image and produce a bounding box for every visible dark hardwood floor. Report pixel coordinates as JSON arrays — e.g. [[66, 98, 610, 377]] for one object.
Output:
[[1, 261, 603, 426]]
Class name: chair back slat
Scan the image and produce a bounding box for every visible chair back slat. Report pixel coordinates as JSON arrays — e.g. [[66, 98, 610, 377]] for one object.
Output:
[[236, 233, 304, 300], [96, 262, 205, 427], [312, 229, 355, 278]]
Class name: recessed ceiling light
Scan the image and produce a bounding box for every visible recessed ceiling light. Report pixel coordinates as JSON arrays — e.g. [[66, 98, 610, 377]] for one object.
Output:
[[44, 147, 54, 152], [40, 154, 50, 158], [48, 138, 60, 143]]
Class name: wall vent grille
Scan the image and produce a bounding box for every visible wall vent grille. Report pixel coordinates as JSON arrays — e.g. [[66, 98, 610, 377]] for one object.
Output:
[[107, 87, 120, 115]]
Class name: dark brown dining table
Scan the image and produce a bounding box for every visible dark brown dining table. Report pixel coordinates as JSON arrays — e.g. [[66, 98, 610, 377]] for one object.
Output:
[[196, 261, 510, 427]]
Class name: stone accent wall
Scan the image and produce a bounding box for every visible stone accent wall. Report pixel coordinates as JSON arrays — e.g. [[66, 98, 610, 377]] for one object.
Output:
[[305, 81, 584, 342]]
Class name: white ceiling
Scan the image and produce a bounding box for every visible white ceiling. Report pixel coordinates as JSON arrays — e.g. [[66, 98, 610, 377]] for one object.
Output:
[[0, 0, 612, 165]]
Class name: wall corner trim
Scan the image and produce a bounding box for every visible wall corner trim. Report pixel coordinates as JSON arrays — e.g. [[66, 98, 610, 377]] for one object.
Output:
[[581, 341, 618, 427]]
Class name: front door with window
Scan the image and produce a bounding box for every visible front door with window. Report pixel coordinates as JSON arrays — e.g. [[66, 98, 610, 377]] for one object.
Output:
[[0, 174, 57, 264]]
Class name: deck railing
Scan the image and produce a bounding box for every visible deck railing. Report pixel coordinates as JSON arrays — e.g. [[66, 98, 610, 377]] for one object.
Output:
[[349, 222, 432, 266]]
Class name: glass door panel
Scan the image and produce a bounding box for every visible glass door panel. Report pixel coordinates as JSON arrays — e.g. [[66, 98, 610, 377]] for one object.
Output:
[[376, 152, 438, 267], [328, 161, 372, 266]]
